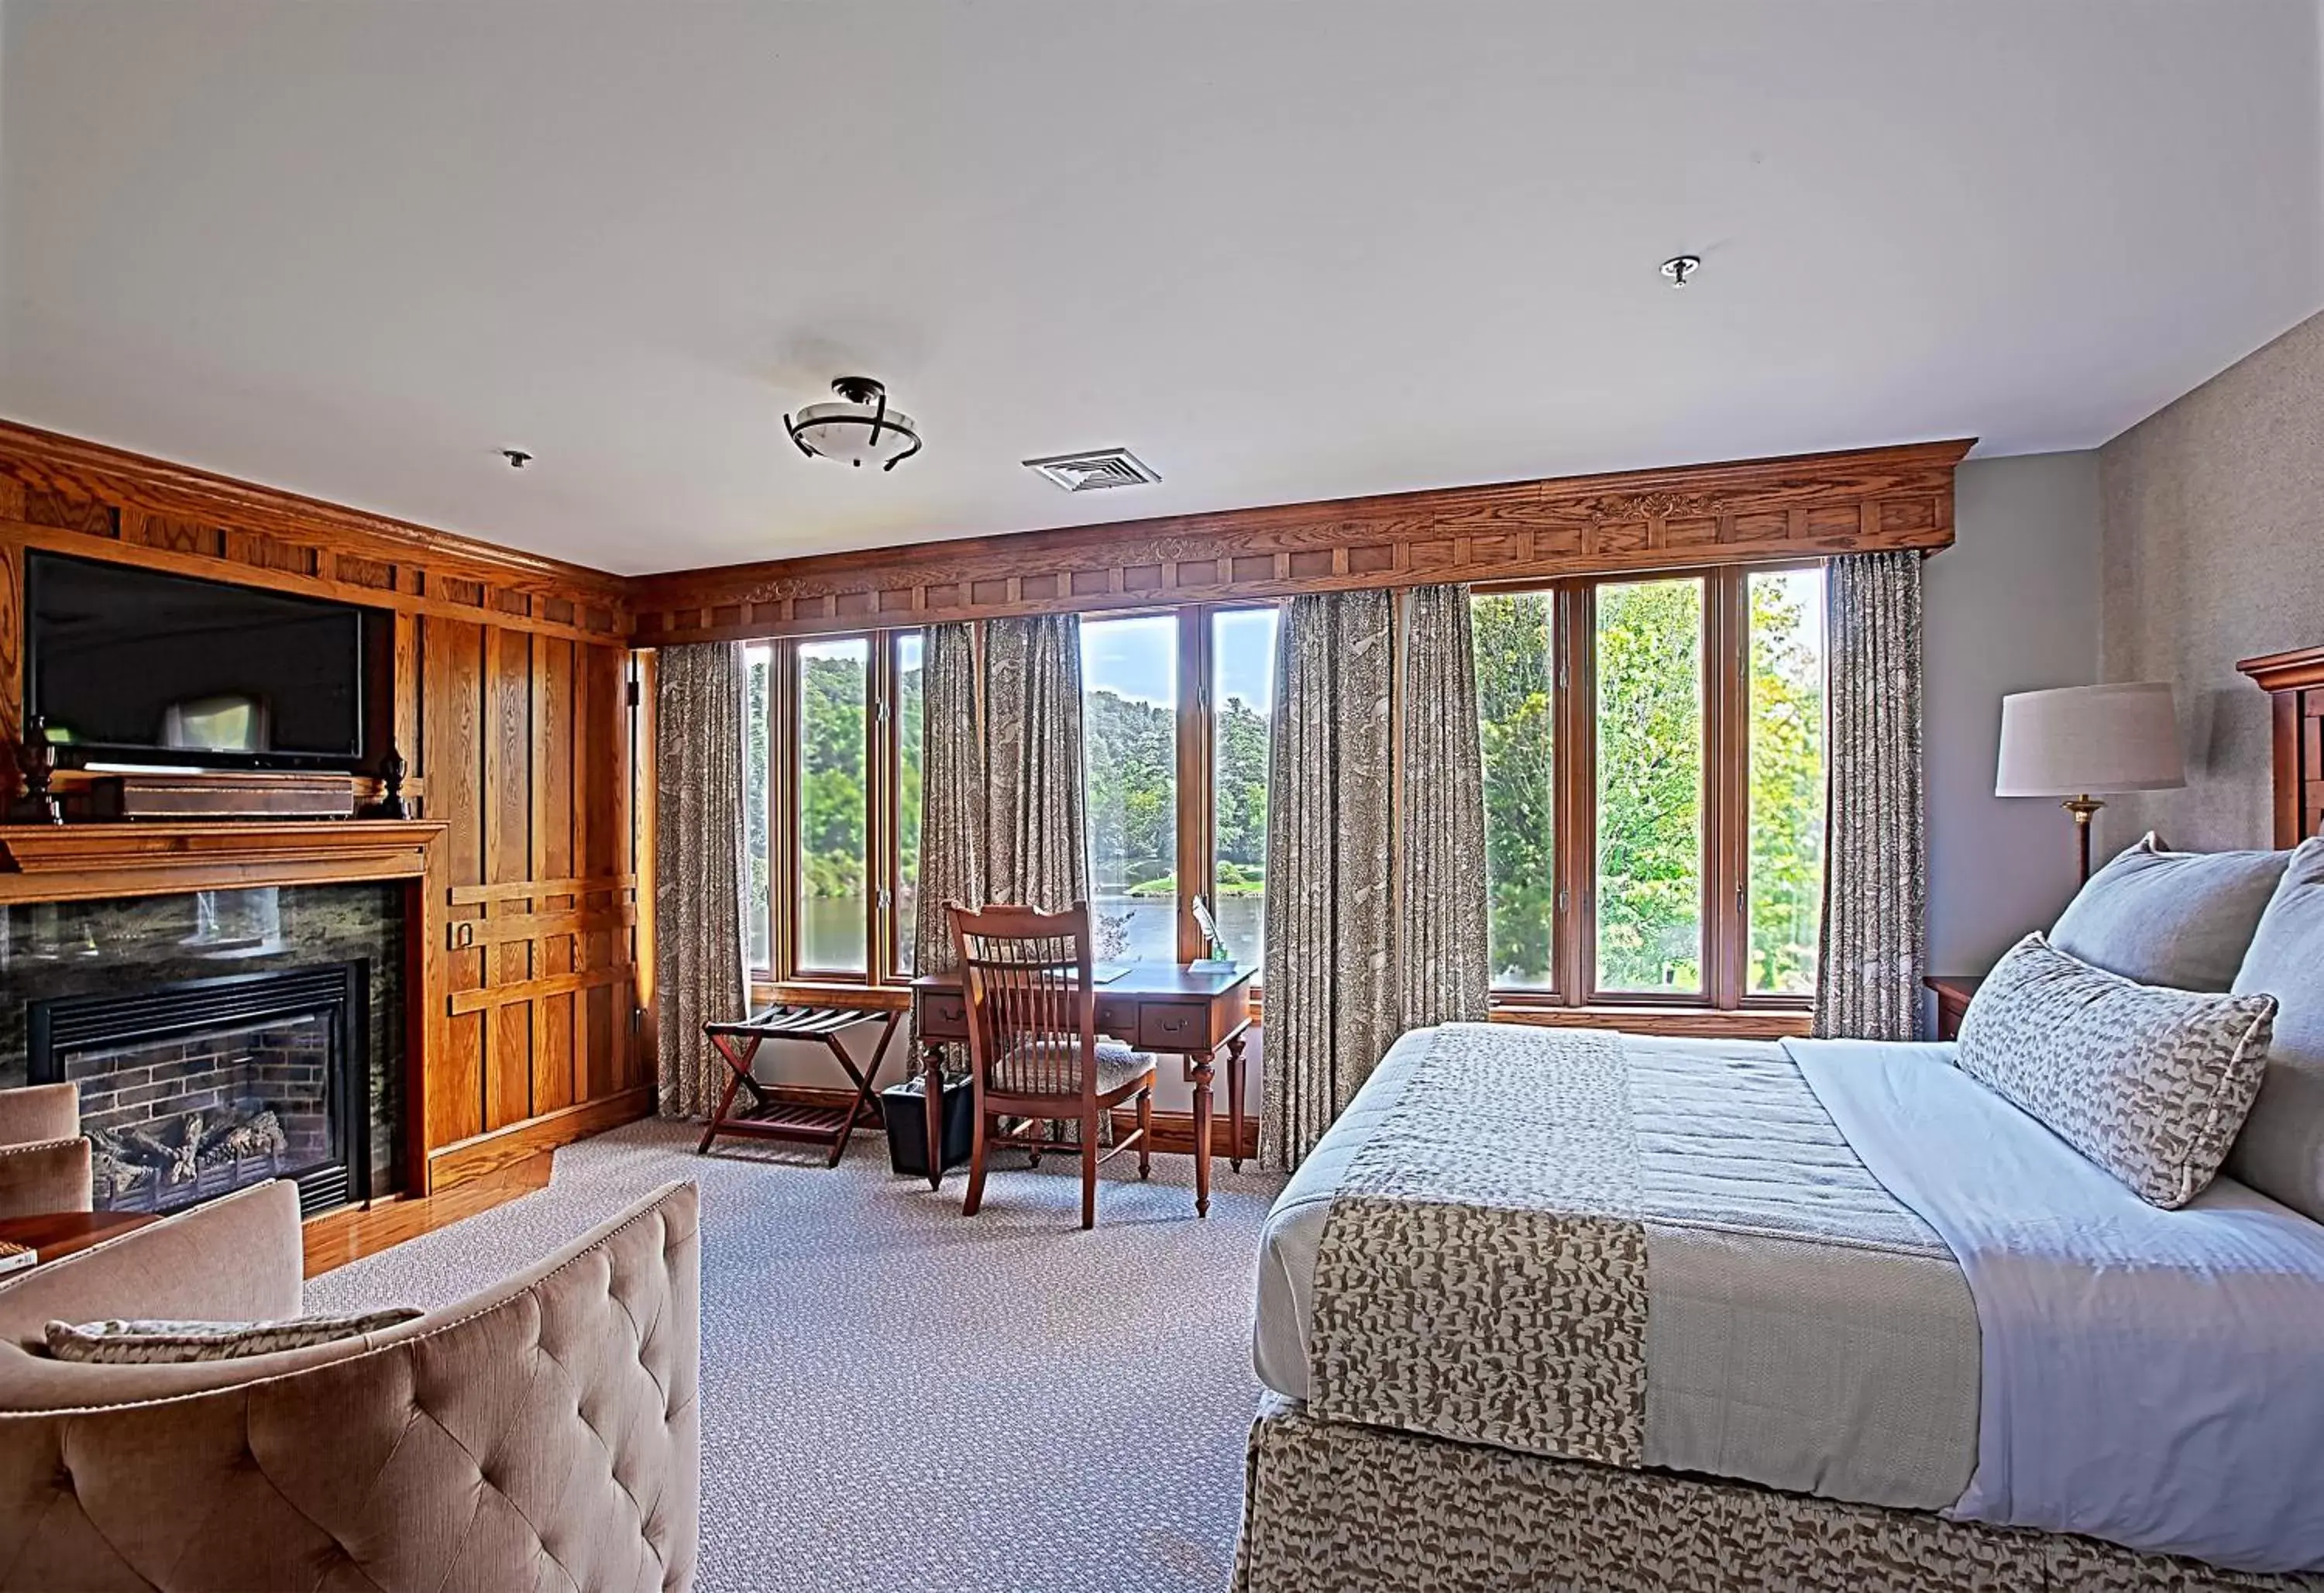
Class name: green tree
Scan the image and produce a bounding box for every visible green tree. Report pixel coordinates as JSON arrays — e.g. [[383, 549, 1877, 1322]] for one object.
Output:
[[1745, 574, 1825, 993], [1475, 594, 1556, 985], [1083, 688, 1176, 889], [1471, 576, 1824, 995], [1214, 695, 1269, 889], [799, 651, 867, 899], [1594, 580, 1706, 989]]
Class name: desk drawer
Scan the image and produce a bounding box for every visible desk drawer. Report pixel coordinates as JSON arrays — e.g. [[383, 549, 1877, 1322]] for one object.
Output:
[[919, 996, 968, 1041], [1095, 996, 1140, 1038], [1138, 1002, 1208, 1051]]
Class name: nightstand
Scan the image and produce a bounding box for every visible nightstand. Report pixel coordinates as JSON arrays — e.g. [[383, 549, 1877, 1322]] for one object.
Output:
[[1923, 974, 1985, 1041]]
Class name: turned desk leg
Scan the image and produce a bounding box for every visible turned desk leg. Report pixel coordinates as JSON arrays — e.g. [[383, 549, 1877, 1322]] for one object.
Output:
[[922, 1043, 947, 1191], [1191, 1048, 1214, 1219], [1226, 1033, 1247, 1172]]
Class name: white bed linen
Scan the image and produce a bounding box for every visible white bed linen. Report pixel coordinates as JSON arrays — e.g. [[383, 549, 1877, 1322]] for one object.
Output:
[[1793, 1038, 2324, 1574], [1254, 1027, 1982, 1509]]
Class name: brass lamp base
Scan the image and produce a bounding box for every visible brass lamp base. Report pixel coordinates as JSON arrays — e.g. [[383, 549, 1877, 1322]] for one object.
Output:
[[2061, 795, 2105, 884]]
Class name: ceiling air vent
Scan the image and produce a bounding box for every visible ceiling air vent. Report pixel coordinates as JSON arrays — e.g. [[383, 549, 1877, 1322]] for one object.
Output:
[[1023, 448, 1161, 493]]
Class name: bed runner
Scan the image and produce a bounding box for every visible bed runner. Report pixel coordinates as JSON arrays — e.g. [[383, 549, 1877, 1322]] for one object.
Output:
[[1307, 1024, 1651, 1464], [1305, 1023, 1958, 1471]]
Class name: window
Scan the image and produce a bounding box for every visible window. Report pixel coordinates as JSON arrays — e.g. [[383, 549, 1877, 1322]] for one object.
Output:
[[1475, 593, 1556, 989], [1745, 567, 1826, 996], [1594, 576, 1706, 993], [744, 563, 1817, 1020], [1211, 606, 1277, 973], [1473, 562, 1827, 1011], [1081, 614, 1180, 965], [748, 629, 918, 986], [795, 637, 871, 975]]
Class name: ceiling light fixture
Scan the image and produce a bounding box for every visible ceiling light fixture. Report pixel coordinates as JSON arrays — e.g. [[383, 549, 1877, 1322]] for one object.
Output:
[[785, 376, 922, 471], [1660, 254, 1702, 287]]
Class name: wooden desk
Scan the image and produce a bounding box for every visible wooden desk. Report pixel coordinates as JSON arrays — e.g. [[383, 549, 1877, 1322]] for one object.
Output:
[[0, 1209, 157, 1268], [911, 964, 1257, 1216], [1924, 973, 1985, 1041]]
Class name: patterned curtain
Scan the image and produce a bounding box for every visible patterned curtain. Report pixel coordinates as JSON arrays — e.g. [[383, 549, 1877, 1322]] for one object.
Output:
[[913, 623, 986, 978], [653, 642, 748, 1118], [984, 614, 1090, 911], [1399, 585, 1490, 1027], [1262, 589, 1397, 1172], [1813, 550, 1927, 1040]]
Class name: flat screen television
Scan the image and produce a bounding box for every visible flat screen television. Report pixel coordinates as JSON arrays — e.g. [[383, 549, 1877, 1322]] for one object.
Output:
[[24, 551, 388, 772]]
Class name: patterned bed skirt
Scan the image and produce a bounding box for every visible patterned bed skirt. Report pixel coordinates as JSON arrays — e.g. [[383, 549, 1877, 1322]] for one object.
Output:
[[1234, 1396, 2323, 1593]]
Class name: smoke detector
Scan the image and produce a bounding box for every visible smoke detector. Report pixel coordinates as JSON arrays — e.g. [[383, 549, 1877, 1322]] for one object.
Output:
[[1023, 448, 1162, 493]]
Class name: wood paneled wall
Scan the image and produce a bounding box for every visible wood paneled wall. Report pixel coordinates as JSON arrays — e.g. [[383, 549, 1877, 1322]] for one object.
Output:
[[634, 439, 1973, 645], [0, 420, 648, 1192]]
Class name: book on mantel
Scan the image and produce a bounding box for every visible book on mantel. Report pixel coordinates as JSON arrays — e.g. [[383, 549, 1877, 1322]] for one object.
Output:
[[0, 1240, 34, 1276]]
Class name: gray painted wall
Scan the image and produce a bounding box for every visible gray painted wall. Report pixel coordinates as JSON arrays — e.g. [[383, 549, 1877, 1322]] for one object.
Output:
[[1924, 452, 2104, 978], [2099, 307, 2324, 853]]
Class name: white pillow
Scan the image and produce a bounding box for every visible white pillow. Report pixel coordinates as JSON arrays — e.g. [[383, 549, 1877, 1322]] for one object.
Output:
[[2229, 836, 2324, 1222], [2049, 832, 2288, 992]]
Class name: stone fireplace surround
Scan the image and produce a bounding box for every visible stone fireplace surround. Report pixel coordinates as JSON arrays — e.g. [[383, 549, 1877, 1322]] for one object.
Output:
[[0, 821, 445, 1204]]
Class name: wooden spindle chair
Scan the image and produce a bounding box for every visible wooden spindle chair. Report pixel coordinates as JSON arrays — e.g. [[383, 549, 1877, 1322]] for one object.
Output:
[[946, 900, 1157, 1230]]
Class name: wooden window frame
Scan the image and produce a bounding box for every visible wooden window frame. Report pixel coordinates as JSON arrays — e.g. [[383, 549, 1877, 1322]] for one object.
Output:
[[759, 628, 917, 990], [745, 566, 1815, 1022], [1478, 558, 1822, 1017]]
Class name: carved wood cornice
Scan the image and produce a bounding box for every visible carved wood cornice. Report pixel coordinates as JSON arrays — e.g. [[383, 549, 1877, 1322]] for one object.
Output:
[[0, 820, 448, 903], [633, 438, 1973, 645], [0, 418, 631, 638]]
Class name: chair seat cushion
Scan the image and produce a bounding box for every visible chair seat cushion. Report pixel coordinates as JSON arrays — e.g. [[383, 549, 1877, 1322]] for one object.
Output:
[[989, 1036, 1153, 1097]]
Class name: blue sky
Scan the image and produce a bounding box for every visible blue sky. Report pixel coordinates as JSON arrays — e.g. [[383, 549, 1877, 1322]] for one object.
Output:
[[1081, 608, 1277, 711]]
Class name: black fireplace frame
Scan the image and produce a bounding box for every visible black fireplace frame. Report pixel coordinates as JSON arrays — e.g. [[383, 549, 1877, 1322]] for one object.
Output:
[[27, 962, 370, 1218]]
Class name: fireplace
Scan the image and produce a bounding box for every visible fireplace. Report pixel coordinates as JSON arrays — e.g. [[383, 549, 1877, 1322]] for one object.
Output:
[[28, 963, 370, 1219]]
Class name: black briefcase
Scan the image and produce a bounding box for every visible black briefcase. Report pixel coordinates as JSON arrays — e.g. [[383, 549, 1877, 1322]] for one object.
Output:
[[880, 1075, 974, 1178]]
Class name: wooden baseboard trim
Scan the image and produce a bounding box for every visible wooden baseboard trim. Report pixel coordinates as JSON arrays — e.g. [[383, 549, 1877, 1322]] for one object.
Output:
[[304, 1150, 555, 1277], [426, 1086, 655, 1192], [752, 1082, 1262, 1163]]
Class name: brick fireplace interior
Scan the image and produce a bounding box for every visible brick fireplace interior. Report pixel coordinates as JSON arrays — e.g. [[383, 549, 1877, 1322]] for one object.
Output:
[[30, 962, 367, 1219]]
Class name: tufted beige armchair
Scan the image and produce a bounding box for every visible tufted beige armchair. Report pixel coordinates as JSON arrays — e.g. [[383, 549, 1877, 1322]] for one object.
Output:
[[0, 1176, 700, 1591], [0, 1081, 92, 1219]]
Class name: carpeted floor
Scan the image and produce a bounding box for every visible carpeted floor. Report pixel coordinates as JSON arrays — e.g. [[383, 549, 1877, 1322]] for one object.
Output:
[[304, 1120, 1287, 1593]]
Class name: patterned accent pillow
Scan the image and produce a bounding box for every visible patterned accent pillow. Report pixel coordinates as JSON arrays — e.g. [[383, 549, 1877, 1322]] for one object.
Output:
[[1958, 934, 2276, 1208], [43, 1306, 423, 1364]]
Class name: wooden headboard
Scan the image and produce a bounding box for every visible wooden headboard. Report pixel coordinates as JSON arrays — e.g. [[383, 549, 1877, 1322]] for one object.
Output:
[[2239, 645, 2324, 845]]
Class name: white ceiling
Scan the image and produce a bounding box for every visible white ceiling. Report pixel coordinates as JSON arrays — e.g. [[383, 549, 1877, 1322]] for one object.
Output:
[[2, 2, 2319, 576]]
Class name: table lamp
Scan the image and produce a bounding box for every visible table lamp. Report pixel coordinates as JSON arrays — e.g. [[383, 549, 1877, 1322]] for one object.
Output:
[[1995, 682, 2186, 883]]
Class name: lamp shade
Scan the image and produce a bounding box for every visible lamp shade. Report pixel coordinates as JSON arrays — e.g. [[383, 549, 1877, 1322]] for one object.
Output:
[[1995, 682, 2186, 797]]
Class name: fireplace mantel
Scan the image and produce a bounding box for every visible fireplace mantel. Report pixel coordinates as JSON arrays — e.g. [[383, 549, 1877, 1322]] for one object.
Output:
[[0, 820, 446, 904], [0, 820, 449, 1193]]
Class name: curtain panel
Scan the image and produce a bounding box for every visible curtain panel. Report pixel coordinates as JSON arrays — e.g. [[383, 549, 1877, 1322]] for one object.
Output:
[[1261, 588, 1399, 1172], [1398, 585, 1492, 1029], [984, 614, 1091, 912], [1813, 550, 1928, 1040], [912, 623, 985, 1072], [913, 622, 987, 977], [653, 641, 749, 1118]]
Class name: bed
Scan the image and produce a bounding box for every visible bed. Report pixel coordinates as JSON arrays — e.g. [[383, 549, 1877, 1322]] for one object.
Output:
[[1232, 649, 2324, 1593]]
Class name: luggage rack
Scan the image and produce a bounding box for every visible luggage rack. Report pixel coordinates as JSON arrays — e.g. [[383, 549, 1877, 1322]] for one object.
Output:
[[698, 1000, 902, 1166]]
